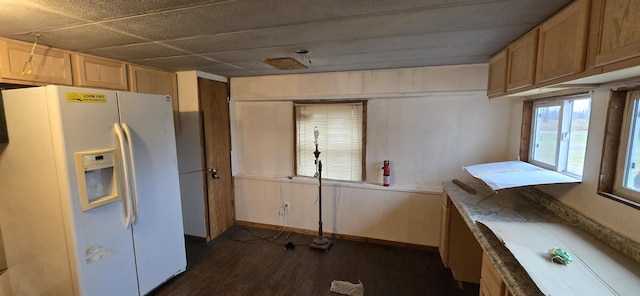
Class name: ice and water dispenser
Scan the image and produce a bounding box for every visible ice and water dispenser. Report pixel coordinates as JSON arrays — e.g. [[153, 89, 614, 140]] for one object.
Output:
[[75, 149, 121, 211]]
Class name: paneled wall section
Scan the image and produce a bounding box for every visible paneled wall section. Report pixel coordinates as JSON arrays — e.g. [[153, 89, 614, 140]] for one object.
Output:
[[230, 64, 513, 246]]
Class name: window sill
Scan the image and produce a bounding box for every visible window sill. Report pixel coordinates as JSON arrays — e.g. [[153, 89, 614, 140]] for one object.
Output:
[[597, 191, 640, 211], [233, 174, 443, 194]]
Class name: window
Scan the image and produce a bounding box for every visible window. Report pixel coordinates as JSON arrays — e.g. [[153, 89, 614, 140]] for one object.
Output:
[[528, 94, 592, 178], [612, 90, 640, 205], [295, 101, 366, 182]]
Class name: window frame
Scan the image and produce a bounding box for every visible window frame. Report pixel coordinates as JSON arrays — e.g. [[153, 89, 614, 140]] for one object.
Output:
[[598, 88, 640, 210], [610, 90, 640, 206], [524, 92, 592, 179], [293, 100, 367, 182]]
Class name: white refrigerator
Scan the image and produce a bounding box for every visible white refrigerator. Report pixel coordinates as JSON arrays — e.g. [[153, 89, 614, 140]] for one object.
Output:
[[0, 85, 186, 295]]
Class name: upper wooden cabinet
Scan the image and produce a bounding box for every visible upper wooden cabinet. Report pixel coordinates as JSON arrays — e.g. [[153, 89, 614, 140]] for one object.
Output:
[[0, 38, 73, 85], [536, 0, 591, 83], [128, 64, 178, 100], [72, 54, 128, 90], [587, 0, 640, 68], [506, 28, 539, 91], [487, 0, 640, 98], [128, 65, 180, 131], [487, 49, 508, 96]]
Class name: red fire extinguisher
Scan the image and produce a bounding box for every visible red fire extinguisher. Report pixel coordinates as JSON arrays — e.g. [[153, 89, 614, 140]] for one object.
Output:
[[382, 160, 390, 187]]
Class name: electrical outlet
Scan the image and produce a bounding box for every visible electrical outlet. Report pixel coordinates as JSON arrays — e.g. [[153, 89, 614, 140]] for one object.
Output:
[[284, 202, 290, 211]]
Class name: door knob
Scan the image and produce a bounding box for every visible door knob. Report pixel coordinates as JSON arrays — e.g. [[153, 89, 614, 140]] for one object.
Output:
[[208, 168, 220, 179]]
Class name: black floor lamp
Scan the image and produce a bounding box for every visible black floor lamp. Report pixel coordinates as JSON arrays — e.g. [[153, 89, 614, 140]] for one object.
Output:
[[310, 127, 332, 251]]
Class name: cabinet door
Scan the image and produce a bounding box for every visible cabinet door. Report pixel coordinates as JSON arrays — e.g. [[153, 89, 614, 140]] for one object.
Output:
[[487, 49, 508, 97], [587, 0, 640, 68], [128, 65, 179, 131], [0, 94, 7, 143], [481, 252, 506, 296], [536, 0, 591, 83], [438, 193, 451, 266], [447, 197, 482, 283], [480, 279, 492, 296], [72, 54, 128, 90], [506, 28, 538, 91], [0, 38, 72, 85]]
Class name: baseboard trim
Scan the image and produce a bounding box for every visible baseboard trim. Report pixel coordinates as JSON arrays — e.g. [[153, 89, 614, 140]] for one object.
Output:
[[184, 234, 208, 243], [234, 220, 437, 252]]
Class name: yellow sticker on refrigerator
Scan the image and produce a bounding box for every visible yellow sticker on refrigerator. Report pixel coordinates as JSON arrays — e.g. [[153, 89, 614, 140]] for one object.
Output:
[[66, 92, 107, 103]]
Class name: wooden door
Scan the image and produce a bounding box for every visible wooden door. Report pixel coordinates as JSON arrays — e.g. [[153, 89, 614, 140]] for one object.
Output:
[[198, 78, 234, 239]]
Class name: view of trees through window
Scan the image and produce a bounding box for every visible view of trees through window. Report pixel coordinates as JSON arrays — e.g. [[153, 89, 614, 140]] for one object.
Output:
[[531, 96, 591, 177]]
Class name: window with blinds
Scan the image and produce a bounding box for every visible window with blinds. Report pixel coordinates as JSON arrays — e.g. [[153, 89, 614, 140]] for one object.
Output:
[[295, 101, 366, 181]]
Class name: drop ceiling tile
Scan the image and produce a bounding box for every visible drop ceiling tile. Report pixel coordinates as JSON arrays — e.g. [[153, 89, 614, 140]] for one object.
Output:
[[196, 25, 527, 66], [163, 0, 561, 56], [0, 0, 574, 77], [26, 0, 222, 22], [130, 55, 228, 71], [0, 1, 85, 36], [82, 43, 188, 61], [25, 25, 144, 51]]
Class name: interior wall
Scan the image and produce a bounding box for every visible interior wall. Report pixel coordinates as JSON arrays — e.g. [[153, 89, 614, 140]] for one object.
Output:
[[230, 65, 513, 246], [235, 176, 442, 246], [506, 87, 640, 244], [175, 71, 227, 238]]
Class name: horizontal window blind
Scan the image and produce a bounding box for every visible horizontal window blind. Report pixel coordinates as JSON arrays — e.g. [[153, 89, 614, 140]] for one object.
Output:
[[295, 102, 363, 181]]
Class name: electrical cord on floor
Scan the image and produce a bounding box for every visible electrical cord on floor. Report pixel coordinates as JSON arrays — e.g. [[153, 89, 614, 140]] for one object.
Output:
[[228, 227, 309, 249]]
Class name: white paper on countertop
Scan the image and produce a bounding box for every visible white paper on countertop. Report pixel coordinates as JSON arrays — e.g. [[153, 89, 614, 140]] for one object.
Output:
[[479, 220, 640, 296], [463, 160, 579, 191]]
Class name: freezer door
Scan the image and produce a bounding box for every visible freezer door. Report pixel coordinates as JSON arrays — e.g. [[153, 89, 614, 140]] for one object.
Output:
[[117, 92, 186, 295], [49, 85, 139, 295]]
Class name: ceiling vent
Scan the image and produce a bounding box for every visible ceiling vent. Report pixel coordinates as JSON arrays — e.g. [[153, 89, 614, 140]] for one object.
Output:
[[261, 57, 308, 70]]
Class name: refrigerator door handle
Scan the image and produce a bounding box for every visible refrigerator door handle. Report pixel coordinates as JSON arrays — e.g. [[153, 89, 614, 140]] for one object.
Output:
[[121, 123, 139, 225], [114, 123, 133, 228]]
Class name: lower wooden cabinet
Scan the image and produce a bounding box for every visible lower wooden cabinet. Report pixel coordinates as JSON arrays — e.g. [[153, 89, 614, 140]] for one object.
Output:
[[439, 192, 483, 284], [480, 252, 510, 296]]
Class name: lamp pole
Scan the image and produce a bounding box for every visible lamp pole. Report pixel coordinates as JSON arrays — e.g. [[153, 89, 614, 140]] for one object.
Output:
[[310, 127, 332, 251]]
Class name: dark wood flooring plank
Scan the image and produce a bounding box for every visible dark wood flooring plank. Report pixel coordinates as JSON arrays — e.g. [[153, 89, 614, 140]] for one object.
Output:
[[150, 226, 479, 296]]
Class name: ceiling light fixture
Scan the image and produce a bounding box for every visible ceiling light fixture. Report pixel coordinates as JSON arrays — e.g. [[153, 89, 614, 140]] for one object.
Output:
[[260, 49, 312, 71], [295, 49, 311, 64], [261, 57, 307, 70]]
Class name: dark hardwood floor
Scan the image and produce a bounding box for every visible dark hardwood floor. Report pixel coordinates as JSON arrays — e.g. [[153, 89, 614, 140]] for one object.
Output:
[[149, 226, 479, 296]]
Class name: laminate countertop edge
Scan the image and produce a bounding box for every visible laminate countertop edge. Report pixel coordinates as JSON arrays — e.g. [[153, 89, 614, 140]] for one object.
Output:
[[443, 181, 640, 296]]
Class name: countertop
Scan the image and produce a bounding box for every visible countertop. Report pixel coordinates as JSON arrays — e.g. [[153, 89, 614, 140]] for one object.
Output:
[[443, 181, 640, 296]]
